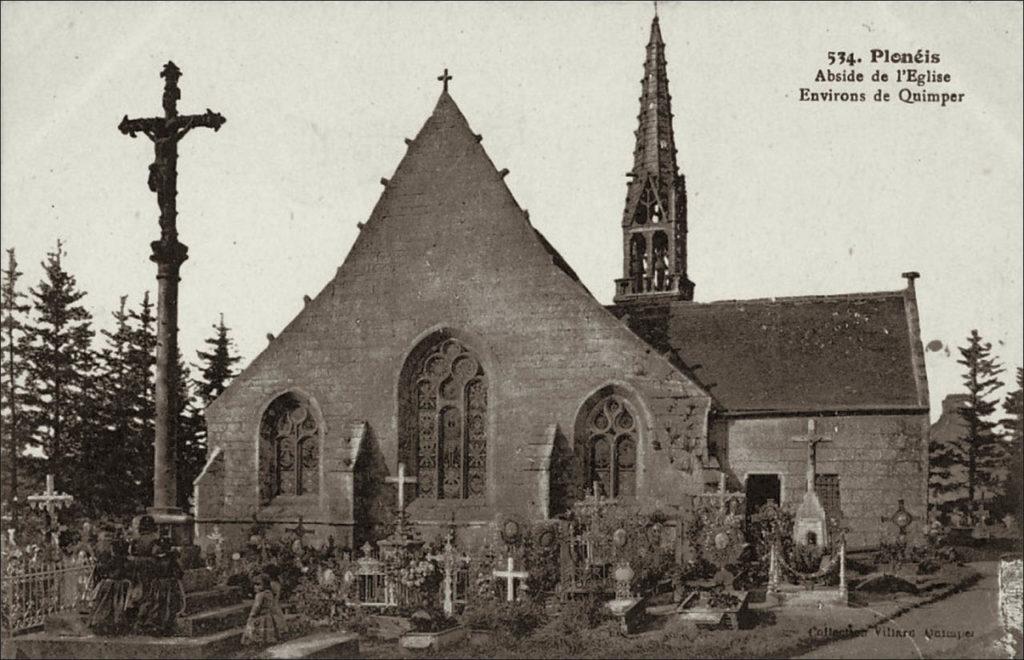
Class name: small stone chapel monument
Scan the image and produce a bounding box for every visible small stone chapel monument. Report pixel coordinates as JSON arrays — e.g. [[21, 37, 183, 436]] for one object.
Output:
[[792, 419, 832, 546]]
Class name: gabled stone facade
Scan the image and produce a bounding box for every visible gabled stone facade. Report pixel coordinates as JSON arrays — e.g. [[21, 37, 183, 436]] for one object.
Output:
[[195, 91, 713, 550]]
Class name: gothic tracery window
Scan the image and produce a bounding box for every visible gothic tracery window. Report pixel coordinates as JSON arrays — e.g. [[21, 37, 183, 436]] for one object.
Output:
[[634, 178, 661, 225], [578, 393, 638, 498], [402, 337, 488, 501], [259, 392, 320, 504]]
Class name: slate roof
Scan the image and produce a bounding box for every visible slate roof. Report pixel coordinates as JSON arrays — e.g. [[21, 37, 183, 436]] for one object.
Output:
[[609, 290, 927, 414]]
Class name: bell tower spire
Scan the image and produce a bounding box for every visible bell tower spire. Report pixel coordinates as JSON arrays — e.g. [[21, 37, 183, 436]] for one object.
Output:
[[614, 14, 695, 304]]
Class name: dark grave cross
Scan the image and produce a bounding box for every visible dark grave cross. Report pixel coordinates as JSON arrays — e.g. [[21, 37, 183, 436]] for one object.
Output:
[[118, 62, 225, 516], [287, 515, 311, 546]]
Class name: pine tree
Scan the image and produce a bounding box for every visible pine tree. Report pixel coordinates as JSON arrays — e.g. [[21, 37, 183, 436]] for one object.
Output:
[[21, 241, 96, 489], [1001, 367, 1023, 524], [79, 295, 157, 516], [928, 416, 968, 521], [195, 314, 241, 407], [178, 314, 241, 511], [1, 248, 31, 524], [956, 329, 1006, 522], [126, 292, 157, 509]]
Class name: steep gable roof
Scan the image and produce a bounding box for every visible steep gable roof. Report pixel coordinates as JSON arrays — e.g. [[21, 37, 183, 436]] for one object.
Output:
[[209, 89, 700, 419], [610, 289, 928, 415]]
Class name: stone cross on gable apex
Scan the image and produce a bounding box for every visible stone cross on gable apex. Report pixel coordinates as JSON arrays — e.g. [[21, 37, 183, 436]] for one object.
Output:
[[386, 462, 418, 514], [437, 68, 453, 92], [791, 419, 834, 493]]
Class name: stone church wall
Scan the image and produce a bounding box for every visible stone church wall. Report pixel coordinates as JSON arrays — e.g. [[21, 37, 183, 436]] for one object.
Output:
[[195, 94, 713, 550], [719, 413, 929, 550]]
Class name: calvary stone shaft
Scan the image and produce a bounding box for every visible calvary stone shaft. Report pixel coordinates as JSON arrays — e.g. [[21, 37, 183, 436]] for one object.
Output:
[[118, 62, 225, 524]]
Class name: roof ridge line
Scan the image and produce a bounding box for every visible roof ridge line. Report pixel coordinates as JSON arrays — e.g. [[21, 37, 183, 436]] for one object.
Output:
[[685, 289, 907, 305]]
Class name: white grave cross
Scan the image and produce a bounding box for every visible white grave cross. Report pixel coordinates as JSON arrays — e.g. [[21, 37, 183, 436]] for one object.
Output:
[[385, 462, 418, 514], [493, 556, 529, 602], [27, 474, 74, 523], [428, 539, 468, 616]]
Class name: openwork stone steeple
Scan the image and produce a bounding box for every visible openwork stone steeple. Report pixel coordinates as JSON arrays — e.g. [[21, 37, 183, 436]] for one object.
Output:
[[614, 15, 695, 304]]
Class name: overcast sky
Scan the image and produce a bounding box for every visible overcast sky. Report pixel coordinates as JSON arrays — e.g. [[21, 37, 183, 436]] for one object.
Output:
[[2, 1, 1021, 422]]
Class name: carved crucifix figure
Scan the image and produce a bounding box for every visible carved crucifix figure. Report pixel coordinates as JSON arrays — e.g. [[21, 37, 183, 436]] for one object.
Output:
[[118, 62, 225, 519], [792, 419, 832, 496]]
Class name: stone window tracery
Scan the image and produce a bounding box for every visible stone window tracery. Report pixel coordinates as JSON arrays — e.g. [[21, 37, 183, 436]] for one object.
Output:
[[634, 178, 661, 225], [579, 394, 638, 498], [259, 392, 320, 504], [402, 337, 488, 501]]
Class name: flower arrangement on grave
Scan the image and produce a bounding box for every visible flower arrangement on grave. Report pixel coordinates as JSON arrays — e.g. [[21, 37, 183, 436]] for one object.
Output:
[[736, 501, 795, 588], [561, 502, 673, 596], [684, 494, 747, 590]]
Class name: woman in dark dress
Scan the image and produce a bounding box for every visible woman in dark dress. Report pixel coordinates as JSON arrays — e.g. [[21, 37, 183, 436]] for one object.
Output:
[[87, 529, 132, 635], [135, 535, 186, 636]]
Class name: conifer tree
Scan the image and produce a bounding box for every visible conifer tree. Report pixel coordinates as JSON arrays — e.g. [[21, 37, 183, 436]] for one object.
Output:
[[78, 296, 130, 514], [1001, 367, 1023, 524], [126, 292, 157, 509], [1, 248, 31, 523], [956, 329, 1006, 522], [178, 314, 241, 510], [928, 419, 968, 521], [21, 241, 96, 488], [196, 314, 241, 407]]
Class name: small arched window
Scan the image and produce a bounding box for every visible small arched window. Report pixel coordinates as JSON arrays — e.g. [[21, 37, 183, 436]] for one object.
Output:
[[259, 392, 320, 504], [576, 391, 639, 499]]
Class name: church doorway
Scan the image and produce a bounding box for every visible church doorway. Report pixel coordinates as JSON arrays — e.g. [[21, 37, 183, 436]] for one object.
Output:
[[745, 473, 781, 518]]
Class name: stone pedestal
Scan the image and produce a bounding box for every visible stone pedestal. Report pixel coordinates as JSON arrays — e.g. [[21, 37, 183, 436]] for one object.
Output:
[[148, 509, 194, 547], [793, 490, 829, 547]]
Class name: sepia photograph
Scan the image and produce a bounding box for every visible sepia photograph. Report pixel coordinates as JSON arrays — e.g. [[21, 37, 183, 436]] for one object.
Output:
[[1, 2, 1021, 658]]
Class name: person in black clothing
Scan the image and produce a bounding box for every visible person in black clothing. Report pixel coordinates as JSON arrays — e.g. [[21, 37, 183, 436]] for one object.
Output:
[[134, 533, 186, 636], [86, 528, 131, 635]]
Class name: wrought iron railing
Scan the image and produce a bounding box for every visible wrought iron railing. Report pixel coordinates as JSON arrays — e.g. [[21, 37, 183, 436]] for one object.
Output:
[[1, 556, 96, 635]]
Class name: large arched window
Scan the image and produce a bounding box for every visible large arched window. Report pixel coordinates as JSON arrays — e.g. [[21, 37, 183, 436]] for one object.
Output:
[[576, 390, 639, 499], [259, 392, 320, 504], [400, 335, 488, 501]]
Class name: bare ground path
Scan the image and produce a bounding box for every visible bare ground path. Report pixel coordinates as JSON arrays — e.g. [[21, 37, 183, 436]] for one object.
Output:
[[797, 561, 1019, 659]]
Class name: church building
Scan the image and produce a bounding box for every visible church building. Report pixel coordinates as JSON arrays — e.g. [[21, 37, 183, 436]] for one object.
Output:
[[195, 16, 929, 551]]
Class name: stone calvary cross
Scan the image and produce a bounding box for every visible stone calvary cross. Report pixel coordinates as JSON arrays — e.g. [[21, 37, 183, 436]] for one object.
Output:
[[118, 62, 225, 520], [791, 419, 833, 546]]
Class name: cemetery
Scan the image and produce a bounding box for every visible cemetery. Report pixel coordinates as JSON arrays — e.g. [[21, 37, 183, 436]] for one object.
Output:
[[0, 458, 986, 659]]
